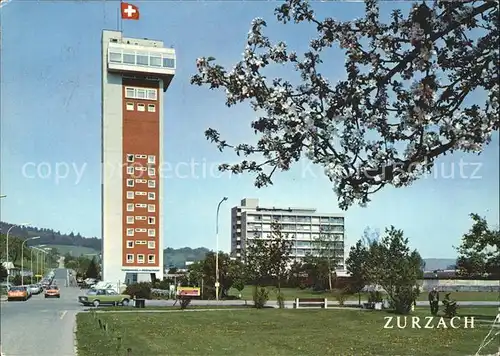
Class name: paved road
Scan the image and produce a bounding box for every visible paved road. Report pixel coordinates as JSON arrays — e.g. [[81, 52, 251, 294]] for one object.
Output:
[[1, 268, 83, 356]]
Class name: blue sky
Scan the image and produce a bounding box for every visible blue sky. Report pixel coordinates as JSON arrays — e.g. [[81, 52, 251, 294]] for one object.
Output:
[[1, 1, 498, 259]]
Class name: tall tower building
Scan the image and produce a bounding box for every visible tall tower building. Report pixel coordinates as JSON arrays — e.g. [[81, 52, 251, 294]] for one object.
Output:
[[101, 30, 175, 284]]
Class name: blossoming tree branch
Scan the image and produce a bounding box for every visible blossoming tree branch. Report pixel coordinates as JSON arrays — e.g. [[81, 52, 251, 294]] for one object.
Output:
[[191, 0, 499, 209]]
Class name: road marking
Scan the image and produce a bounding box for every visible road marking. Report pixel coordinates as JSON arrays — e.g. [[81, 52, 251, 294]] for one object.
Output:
[[60, 310, 67, 320]]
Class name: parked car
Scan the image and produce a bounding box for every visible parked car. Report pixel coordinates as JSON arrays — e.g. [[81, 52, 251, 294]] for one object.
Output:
[[21, 285, 32, 298], [8, 286, 29, 301], [45, 285, 60, 298], [27, 284, 42, 295], [78, 289, 131, 307]]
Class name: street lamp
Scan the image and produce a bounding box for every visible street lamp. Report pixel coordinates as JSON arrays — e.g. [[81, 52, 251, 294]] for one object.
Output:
[[21, 236, 40, 285], [5, 222, 29, 284], [31, 246, 48, 281], [0, 195, 6, 198], [215, 196, 228, 302], [31, 245, 47, 281]]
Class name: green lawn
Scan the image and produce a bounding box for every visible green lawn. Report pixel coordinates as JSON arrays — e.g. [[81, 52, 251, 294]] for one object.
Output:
[[76, 307, 499, 356], [230, 286, 500, 302]]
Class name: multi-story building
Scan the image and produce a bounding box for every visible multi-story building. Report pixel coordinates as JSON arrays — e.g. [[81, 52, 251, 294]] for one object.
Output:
[[101, 30, 175, 284], [231, 198, 345, 270]]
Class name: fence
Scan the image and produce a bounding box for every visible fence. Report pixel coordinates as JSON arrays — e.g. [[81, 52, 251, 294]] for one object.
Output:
[[88, 310, 135, 355]]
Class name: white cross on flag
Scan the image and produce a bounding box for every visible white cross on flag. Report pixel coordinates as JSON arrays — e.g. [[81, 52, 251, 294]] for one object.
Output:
[[121, 2, 139, 20]]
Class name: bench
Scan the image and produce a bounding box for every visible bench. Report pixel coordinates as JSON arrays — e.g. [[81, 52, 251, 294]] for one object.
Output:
[[293, 297, 328, 309]]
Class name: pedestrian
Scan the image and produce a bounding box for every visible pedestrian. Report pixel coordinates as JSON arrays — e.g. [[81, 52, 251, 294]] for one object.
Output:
[[428, 287, 439, 315]]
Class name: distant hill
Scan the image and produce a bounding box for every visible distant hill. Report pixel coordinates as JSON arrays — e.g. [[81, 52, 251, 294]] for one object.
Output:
[[1, 221, 212, 267], [164, 247, 211, 268], [45, 244, 99, 257], [0, 221, 101, 251], [423, 258, 457, 271]]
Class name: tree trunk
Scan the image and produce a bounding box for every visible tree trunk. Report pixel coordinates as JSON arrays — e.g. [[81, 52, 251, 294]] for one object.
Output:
[[328, 267, 332, 291], [358, 292, 361, 305]]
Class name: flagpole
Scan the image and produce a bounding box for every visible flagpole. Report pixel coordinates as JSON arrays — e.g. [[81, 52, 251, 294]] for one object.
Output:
[[116, 5, 120, 31], [120, 0, 124, 32]]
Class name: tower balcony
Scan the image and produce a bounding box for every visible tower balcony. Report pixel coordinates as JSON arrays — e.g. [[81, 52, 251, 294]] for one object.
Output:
[[107, 42, 176, 91]]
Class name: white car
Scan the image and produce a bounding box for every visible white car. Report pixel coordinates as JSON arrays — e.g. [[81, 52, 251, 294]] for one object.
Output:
[[27, 284, 42, 295]]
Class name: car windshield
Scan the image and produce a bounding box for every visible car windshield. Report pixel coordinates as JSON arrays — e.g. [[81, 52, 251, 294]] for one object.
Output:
[[49, 286, 59, 290], [86, 290, 97, 295], [10, 287, 25, 291]]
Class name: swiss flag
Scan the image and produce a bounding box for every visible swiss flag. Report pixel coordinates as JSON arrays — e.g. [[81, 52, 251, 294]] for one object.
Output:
[[121, 2, 140, 20]]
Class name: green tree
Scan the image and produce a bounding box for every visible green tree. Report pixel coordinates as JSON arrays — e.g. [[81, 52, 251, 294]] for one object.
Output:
[[0, 263, 7, 281], [346, 240, 369, 305], [187, 251, 244, 299], [0, 235, 23, 265], [192, 0, 498, 210], [365, 226, 423, 315], [456, 213, 500, 277], [309, 227, 343, 291], [288, 261, 304, 288], [245, 221, 293, 307], [85, 257, 99, 279]]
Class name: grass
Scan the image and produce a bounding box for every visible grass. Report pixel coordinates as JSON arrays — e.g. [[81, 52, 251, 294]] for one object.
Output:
[[76, 306, 499, 356], [230, 287, 500, 302]]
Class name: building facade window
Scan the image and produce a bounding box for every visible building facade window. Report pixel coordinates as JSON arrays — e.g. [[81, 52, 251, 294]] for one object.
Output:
[[148, 217, 155, 224], [126, 102, 134, 111], [148, 229, 155, 237], [137, 103, 145, 112], [123, 87, 158, 101], [126, 203, 134, 212], [126, 216, 134, 224], [126, 179, 134, 187], [137, 254, 145, 264], [148, 241, 155, 249], [148, 180, 156, 188], [126, 228, 134, 236], [126, 154, 134, 162], [148, 204, 155, 212], [148, 254, 155, 263], [126, 254, 134, 263], [126, 241, 134, 248], [127, 191, 134, 199], [148, 104, 156, 112], [126, 166, 134, 175], [148, 192, 155, 200]]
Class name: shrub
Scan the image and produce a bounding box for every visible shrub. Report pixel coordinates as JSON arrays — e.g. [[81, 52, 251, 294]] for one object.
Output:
[[333, 288, 349, 306], [125, 282, 152, 299], [298, 282, 306, 290], [233, 279, 245, 294], [276, 291, 285, 309], [368, 291, 384, 303], [156, 278, 171, 290], [390, 286, 419, 315], [179, 296, 192, 310], [442, 293, 458, 318], [252, 286, 269, 309]]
